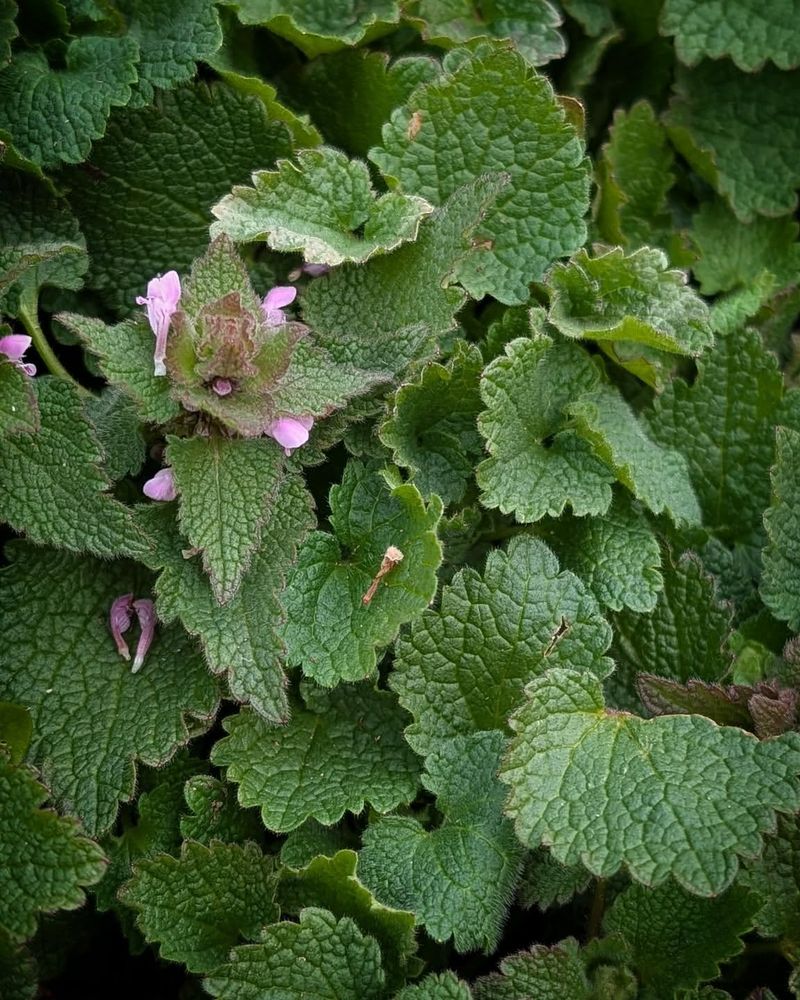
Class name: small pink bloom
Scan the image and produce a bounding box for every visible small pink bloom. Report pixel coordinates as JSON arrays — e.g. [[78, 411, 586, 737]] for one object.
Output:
[[0, 334, 36, 376], [109, 593, 134, 661], [267, 414, 314, 455], [132, 599, 156, 673], [303, 263, 330, 277], [143, 467, 177, 501], [261, 285, 296, 326], [136, 270, 181, 377], [211, 377, 232, 396]]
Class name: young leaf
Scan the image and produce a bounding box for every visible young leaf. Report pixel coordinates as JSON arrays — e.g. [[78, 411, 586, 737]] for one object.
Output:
[[121, 841, 279, 972], [0, 361, 38, 438], [282, 461, 441, 687], [392, 535, 613, 755], [665, 62, 800, 222], [500, 668, 800, 895], [85, 389, 146, 481], [547, 247, 712, 356], [204, 908, 386, 1000], [180, 774, 263, 846], [761, 426, 800, 630], [212, 682, 420, 832], [396, 973, 473, 1000], [0, 754, 106, 941], [167, 434, 284, 605], [516, 849, 591, 912], [279, 850, 416, 988], [0, 378, 147, 559], [0, 36, 138, 167], [0, 545, 220, 835], [739, 815, 800, 942], [569, 383, 702, 526], [473, 939, 594, 999], [212, 146, 433, 265], [371, 42, 590, 304], [476, 336, 615, 523], [380, 341, 484, 506], [604, 881, 758, 998], [360, 732, 524, 953]]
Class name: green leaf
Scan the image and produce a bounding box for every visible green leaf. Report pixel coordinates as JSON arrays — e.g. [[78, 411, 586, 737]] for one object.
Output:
[[474, 939, 593, 999], [739, 815, 800, 942], [569, 383, 702, 526], [500, 668, 800, 895], [0, 703, 32, 765], [392, 534, 613, 755], [118, 0, 223, 107], [180, 774, 263, 846], [543, 492, 663, 613], [301, 175, 509, 377], [85, 389, 146, 481], [280, 820, 356, 868], [204, 908, 385, 999], [762, 426, 800, 630], [0, 929, 36, 1000], [62, 83, 293, 311], [122, 841, 278, 972], [279, 850, 416, 988], [361, 731, 523, 952], [547, 247, 712, 356], [212, 682, 421, 832], [167, 435, 284, 605], [380, 341, 484, 506], [665, 62, 800, 222], [604, 881, 758, 998], [371, 42, 590, 304], [282, 461, 441, 687], [212, 146, 433, 266], [648, 327, 787, 546], [0, 36, 138, 168], [0, 0, 17, 67], [0, 754, 105, 941], [516, 849, 591, 911], [406, 0, 566, 67], [0, 545, 220, 835], [660, 0, 800, 71], [222, 0, 401, 56], [0, 361, 38, 438], [0, 378, 146, 558], [476, 336, 615, 523], [395, 973, 473, 1000]]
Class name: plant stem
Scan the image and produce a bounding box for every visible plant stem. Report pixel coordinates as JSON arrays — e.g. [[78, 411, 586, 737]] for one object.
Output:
[[18, 299, 78, 386], [587, 878, 606, 940]]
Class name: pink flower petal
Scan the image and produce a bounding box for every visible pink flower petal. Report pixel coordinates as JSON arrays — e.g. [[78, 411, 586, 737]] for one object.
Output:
[[143, 467, 177, 501], [137, 271, 182, 377], [212, 377, 232, 396], [304, 263, 330, 277], [109, 593, 134, 661], [267, 415, 314, 455], [132, 598, 157, 673], [0, 334, 32, 362], [263, 285, 297, 311]]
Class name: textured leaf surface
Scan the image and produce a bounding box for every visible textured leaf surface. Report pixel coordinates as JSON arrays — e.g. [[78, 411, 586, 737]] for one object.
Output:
[[63, 84, 292, 310], [761, 427, 800, 630], [476, 336, 614, 522], [212, 146, 432, 265], [122, 841, 278, 972], [500, 668, 800, 894], [474, 939, 592, 999], [392, 535, 612, 754], [0, 545, 219, 835], [212, 682, 420, 832], [85, 389, 146, 482], [0, 755, 105, 941], [372, 42, 590, 303], [660, 0, 800, 71], [0, 361, 37, 438], [205, 908, 385, 999], [396, 973, 473, 1000], [604, 882, 758, 998], [547, 247, 712, 356], [280, 820, 355, 868], [569, 384, 701, 526], [544, 493, 663, 613], [0, 929, 36, 1000], [0, 378, 146, 558], [282, 461, 441, 686], [167, 435, 283, 605], [180, 774, 263, 846], [665, 62, 800, 222], [516, 849, 591, 911], [361, 732, 523, 952], [740, 815, 800, 941], [380, 341, 483, 506], [648, 327, 787, 546], [279, 850, 416, 987]]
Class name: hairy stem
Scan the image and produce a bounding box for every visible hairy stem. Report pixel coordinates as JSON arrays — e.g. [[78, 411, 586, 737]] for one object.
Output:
[[19, 299, 78, 386]]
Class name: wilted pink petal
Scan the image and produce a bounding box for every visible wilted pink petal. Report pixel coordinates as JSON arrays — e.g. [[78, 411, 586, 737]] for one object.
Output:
[[109, 593, 134, 661], [267, 415, 314, 455], [304, 263, 330, 277], [143, 466, 177, 501], [0, 334, 36, 376], [261, 285, 296, 326], [20, 362, 37, 377], [136, 270, 181, 377], [132, 599, 156, 673], [212, 377, 232, 396]]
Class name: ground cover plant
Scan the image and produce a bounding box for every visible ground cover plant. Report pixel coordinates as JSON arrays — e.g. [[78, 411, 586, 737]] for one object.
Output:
[[3, 0, 800, 996]]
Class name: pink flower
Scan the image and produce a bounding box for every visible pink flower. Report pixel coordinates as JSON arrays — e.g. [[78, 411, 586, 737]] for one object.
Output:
[[136, 271, 181, 377], [261, 285, 296, 326], [267, 415, 314, 455], [303, 263, 330, 277], [211, 377, 232, 396], [0, 334, 36, 376], [109, 593, 134, 661], [143, 467, 177, 501], [132, 599, 156, 673]]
